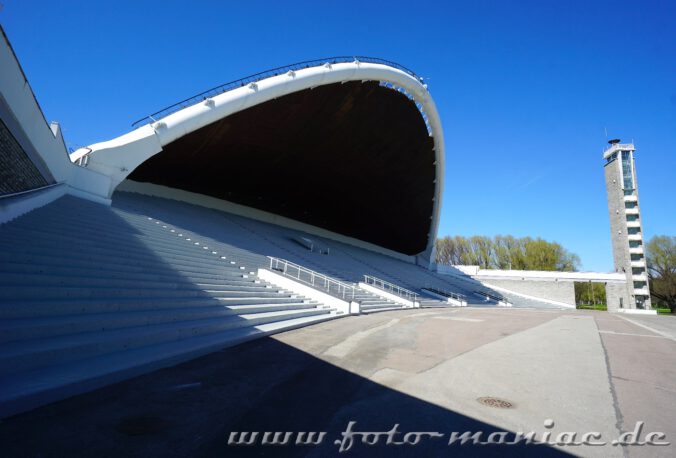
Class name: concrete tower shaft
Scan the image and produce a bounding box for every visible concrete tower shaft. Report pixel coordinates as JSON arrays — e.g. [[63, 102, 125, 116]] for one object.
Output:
[[603, 140, 651, 309]]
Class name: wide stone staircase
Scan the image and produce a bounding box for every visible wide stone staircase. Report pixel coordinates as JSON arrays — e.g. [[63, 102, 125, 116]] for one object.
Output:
[[0, 195, 336, 417], [351, 289, 403, 313]]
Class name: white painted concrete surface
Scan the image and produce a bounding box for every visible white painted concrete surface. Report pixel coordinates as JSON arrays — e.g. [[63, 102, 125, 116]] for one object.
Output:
[[358, 282, 418, 308], [258, 268, 358, 315]]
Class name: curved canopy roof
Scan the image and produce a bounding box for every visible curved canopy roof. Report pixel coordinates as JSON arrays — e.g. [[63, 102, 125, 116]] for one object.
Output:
[[77, 58, 445, 259]]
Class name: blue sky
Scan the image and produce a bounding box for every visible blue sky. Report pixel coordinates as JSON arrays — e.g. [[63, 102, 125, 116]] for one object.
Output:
[[2, 0, 674, 271]]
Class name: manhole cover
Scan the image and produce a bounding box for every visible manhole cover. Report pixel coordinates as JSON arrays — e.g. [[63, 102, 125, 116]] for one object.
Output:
[[477, 397, 514, 409], [115, 415, 170, 436]]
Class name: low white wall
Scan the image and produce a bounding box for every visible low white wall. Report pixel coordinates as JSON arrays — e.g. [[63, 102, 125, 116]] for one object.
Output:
[[447, 265, 480, 276], [480, 282, 575, 308], [435, 265, 484, 286], [358, 283, 418, 308], [472, 268, 625, 283], [439, 265, 628, 309], [479, 279, 574, 306], [257, 268, 359, 315]]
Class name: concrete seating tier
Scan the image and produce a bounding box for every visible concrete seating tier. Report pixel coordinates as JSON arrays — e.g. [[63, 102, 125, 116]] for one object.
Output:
[[113, 193, 556, 308], [0, 195, 336, 417]]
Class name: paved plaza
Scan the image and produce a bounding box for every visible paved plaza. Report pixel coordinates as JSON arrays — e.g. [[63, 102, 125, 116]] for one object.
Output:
[[1, 308, 674, 457]]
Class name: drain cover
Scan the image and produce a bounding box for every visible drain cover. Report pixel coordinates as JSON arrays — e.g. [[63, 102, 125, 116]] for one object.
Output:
[[477, 397, 514, 409]]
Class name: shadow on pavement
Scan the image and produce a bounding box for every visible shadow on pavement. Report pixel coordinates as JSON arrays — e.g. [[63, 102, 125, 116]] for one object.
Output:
[[0, 334, 570, 457]]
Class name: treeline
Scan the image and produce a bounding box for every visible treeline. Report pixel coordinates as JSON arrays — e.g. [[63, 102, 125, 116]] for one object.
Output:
[[435, 235, 580, 271]]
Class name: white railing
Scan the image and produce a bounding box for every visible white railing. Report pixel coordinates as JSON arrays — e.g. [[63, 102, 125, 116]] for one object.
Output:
[[74, 154, 90, 167], [423, 286, 467, 302], [70, 147, 92, 167], [604, 143, 634, 153], [363, 275, 418, 302], [268, 257, 355, 300]]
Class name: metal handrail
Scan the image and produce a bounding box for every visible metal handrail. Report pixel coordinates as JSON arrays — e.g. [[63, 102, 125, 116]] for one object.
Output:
[[268, 257, 355, 301], [422, 286, 467, 302], [473, 290, 505, 302], [363, 275, 418, 302], [0, 182, 62, 200], [131, 56, 423, 127]]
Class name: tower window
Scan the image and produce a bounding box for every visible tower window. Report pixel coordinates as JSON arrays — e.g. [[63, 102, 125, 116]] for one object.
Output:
[[621, 151, 634, 190]]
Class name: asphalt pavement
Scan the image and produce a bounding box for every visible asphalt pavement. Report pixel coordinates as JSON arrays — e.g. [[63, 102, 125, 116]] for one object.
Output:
[[1, 308, 674, 457]]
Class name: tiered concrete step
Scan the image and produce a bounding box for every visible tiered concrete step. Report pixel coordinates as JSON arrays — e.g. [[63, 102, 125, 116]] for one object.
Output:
[[115, 192, 515, 307], [0, 312, 333, 420], [418, 299, 451, 308], [0, 308, 332, 374], [113, 194, 514, 308], [113, 193, 273, 267], [352, 289, 403, 313], [0, 195, 336, 418]]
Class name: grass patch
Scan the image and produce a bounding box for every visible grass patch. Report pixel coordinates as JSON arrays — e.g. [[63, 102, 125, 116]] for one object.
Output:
[[656, 308, 673, 315], [577, 304, 607, 311]]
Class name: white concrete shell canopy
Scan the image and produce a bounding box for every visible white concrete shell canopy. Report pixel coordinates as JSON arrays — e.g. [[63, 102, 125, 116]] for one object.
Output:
[[73, 60, 445, 262]]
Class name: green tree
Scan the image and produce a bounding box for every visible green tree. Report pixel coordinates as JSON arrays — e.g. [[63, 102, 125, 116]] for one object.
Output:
[[435, 236, 454, 265], [523, 238, 556, 270], [493, 235, 513, 269], [508, 236, 528, 270], [470, 235, 494, 269], [646, 235, 676, 312], [574, 282, 607, 305], [522, 238, 579, 271], [435, 235, 580, 272]]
